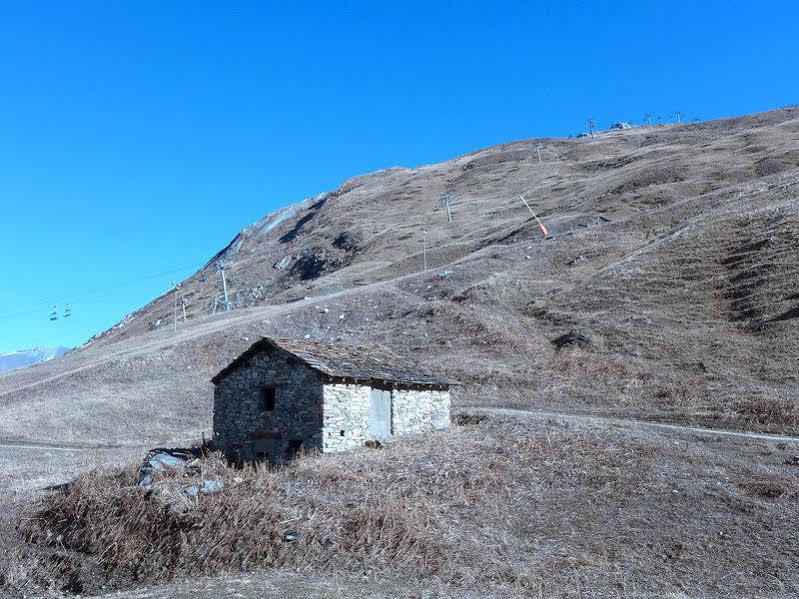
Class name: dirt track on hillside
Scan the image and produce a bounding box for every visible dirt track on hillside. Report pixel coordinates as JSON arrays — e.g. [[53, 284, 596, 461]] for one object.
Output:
[[473, 407, 799, 445]]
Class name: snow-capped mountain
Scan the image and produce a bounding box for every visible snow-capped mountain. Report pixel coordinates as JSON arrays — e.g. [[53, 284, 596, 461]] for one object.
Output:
[[0, 346, 69, 373]]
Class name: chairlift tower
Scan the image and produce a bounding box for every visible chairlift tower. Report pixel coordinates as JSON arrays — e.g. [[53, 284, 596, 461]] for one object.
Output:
[[585, 119, 596, 138], [212, 268, 233, 314], [172, 282, 180, 332], [533, 142, 544, 165], [422, 228, 428, 272], [439, 192, 453, 223]]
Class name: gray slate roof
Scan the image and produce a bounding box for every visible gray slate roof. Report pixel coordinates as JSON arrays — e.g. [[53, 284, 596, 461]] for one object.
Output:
[[211, 336, 450, 389]]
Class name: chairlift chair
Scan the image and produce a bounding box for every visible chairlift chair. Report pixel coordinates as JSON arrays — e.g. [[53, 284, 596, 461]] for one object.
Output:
[[64, 305, 72, 318], [49, 306, 58, 322]]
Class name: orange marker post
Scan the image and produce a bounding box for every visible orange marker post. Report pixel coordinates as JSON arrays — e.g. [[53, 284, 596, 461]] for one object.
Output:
[[520, 195, 548, 236]]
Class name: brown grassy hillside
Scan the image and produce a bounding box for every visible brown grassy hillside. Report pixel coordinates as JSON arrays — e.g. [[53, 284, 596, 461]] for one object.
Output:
[[1, 109, 799, 446]]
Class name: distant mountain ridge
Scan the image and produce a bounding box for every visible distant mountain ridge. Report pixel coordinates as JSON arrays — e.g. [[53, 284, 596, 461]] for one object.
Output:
[[0, 346, 69, 373]]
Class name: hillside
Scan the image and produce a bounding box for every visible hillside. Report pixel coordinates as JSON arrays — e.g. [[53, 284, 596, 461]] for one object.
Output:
[[2, 108, 799, 447]]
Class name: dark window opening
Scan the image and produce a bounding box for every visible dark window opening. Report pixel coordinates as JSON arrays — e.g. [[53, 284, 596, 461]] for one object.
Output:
[[340, 430, 345, 436], [261, 386, 276, 411], [289, 439, 303, 458], [255, 451, 268, 461]]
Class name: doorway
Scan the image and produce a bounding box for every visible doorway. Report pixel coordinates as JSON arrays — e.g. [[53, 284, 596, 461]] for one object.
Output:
[[368, 388, 392, 440]]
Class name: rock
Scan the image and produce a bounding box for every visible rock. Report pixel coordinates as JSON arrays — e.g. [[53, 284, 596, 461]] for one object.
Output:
[[551, 329, 591, 350], [454, 413, 488, 426], [568, 255, 586, 266], [185, 480, 225, 497], [274, 256, 292, 270], [138, 452, 188, 486]]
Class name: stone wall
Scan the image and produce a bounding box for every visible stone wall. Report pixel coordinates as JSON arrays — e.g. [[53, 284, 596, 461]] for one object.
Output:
[[212, 350, 324, 463], [321, 383, 371, 452], [391, 389, 451, 435], [321, 384, 451, 452]]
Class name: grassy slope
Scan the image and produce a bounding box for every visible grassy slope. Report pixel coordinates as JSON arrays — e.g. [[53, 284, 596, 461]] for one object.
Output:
[[10, 413, 799, 598]]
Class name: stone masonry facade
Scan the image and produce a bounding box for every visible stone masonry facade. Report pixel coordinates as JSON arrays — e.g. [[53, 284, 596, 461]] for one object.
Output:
[[391, 388, 451, 435], [213, 345, 451, 463], [213, 351, 325, 463], [321, 384, 371, 452], [319, 384, 451, 453]]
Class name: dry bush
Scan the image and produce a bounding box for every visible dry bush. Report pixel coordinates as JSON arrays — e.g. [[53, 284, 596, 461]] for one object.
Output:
[[453, 412, 488, 426], [1, 510, 97, 596], [733, 396, 799, 428], [740, 478, 795, 500], [19, 434, 494, 590]]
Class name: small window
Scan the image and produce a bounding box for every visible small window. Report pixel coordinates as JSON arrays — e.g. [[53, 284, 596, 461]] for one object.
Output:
[[261, 386, 276, 411], [340, 430, 345, 436]]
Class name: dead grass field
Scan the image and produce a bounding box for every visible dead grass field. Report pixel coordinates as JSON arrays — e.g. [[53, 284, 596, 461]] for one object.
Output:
[[0, 445, 141, 493], [8, 413, 799, 598]]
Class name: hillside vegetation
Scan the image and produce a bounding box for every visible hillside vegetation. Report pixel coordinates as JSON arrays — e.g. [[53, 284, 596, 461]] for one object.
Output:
[[14, 414, 799, 598], [1, 109, 799, 446]]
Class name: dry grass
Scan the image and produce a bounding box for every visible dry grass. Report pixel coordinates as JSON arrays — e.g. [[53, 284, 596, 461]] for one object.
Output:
[[11, 414, 799, 598], [733, 395, 799, 429]]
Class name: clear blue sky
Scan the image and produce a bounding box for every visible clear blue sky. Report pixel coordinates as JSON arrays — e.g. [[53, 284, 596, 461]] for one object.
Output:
[[1, 0, 797, 352]]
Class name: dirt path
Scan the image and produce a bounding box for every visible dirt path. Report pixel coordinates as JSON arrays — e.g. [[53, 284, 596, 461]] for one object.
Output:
[[0, 439, 140, 452], [473, 406, 799, 444]]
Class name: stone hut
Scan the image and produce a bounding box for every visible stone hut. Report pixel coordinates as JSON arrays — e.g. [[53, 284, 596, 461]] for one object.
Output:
[[211, 336, 451, 463]]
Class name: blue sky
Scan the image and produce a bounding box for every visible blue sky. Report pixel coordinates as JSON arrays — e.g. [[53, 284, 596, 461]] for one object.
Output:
[[0, 0, 797, 352]]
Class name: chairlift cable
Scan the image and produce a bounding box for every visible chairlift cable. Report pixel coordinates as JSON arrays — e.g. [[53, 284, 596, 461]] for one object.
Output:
[[0, 261, 206, 322]]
